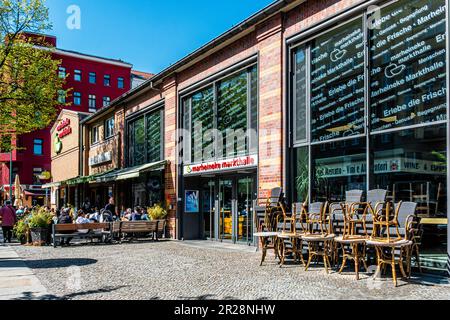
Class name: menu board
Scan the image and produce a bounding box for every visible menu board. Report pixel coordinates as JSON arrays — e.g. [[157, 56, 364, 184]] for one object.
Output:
[[310, 18, 365, 142], [370, 0, 447, 131]]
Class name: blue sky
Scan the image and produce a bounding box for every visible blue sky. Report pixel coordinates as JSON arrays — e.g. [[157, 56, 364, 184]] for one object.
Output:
[[44, 0, 274, 73]]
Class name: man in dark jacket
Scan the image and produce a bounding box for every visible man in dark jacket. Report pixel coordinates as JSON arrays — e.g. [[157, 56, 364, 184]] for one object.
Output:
[[57, 208, 73, 246]]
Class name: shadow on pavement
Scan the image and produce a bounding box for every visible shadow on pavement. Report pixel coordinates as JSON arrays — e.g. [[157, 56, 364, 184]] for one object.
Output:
[[25, 258, 98, 269], [12, 286, 128, 300]]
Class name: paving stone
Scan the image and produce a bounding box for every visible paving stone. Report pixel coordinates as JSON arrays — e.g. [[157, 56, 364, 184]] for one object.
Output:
[[9, 240, 450, 300]]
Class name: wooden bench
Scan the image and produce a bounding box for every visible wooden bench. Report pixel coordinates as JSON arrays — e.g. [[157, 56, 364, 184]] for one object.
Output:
[[52, 223, 111, 248], [119, 221, 158, 242]]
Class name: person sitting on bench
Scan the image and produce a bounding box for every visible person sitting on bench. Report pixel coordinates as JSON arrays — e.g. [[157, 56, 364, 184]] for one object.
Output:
[[58, 208, 74, 246], [75, 210, 91, 234]]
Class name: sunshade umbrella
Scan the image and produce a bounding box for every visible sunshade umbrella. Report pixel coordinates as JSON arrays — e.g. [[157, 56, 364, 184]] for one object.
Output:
[[14, 174, 22, 207]]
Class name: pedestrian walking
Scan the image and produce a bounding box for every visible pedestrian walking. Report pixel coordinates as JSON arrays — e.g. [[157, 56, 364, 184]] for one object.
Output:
[[0, 200, 17, 243]]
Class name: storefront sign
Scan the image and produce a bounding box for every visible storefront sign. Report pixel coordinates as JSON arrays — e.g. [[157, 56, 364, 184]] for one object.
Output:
[[89, 152, 112, 167], [183, 155, 258, 176], [316, 157, 446, 178], [56, 118, 73, 139], [185, 190, 199, 213]]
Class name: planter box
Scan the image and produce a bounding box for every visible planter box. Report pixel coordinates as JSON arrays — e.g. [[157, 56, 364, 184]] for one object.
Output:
[[30, 227, 49, 246]]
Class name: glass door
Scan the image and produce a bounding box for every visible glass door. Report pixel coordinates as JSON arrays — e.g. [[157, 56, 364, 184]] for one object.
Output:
[[236, 177, 255, 244], [202, 180, 215, 240], [219, 179, 234, 241]]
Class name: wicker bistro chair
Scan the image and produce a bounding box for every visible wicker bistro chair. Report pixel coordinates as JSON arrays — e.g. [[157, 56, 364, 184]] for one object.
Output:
[[253, 188, 284, 266], [302, 202, 336, 274], [277, 202, 307, 267], [334, 202, 370, 280], [366, 210, 414, 287]]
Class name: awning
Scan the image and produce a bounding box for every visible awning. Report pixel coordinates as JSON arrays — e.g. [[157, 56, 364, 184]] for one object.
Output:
[[95, 160, 167, 183], [24, 190, 47, 197], [66, 169, 116, 186]]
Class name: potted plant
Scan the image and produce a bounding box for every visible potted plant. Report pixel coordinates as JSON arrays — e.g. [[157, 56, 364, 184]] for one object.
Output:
[[28, 207, 53, 246], [13, 219, 28, 245], [147, 204, 168, 221]]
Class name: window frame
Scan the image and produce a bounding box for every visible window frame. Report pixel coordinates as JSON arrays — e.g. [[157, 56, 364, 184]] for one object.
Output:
[[74, 69, 82, 82], [104, 116, 115, 139], [33, 139, 44, 156], [118, 77, 124, 89], [73, 92, 82, 106], [103, 96, 111, 107], [91, 125, 101, 145], [126, 103, 164, 168], [104, 74, 111, 87], [88, 94, 96, 111], [181, 63, 258, 165], [58, 67, 66, 79], [89, 72, 96, 84]]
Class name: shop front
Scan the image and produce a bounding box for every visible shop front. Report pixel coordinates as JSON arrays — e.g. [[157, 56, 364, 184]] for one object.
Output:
[[286, 0, 448, 272], [179, 63, 259, 243], [44, 110, 89, 209]]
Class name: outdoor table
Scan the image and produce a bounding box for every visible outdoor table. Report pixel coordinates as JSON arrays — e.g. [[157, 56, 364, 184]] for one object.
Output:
[[302, 234, 336, 274], [277, 232, 306, 267], [420, 218, 448, 225], [366, 239, 413, 287], [335, 236, 368, 280], [253, 232, 279, 266]]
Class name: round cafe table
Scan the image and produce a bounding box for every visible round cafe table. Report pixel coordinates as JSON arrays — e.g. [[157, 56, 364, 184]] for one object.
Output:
[[253, 232, 279, 266]]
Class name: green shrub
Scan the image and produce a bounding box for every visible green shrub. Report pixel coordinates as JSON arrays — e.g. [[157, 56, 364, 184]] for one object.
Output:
[[13, 219, 28, 240], [28, 207, 53, 229], [147, 204, 168, 221]]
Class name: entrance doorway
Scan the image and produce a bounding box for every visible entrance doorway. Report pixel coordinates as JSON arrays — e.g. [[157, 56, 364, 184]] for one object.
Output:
[[196, 173, 256, 245]]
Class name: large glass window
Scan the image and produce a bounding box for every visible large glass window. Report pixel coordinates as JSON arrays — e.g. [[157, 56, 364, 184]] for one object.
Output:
[[370, 0, 447, 132], [217, 70, 248, 159], [183, 65, 258, 164], [294, 146, 309, 203], [294, 46, 307, 143], [191, 87, 214, 163], [371, 125, 447, 216], [311, 138, 367, 202], [128, 108, 163, 167], [291, 0, 447, 212], [146, 110, 162, 163], [310, 18, 365, 142]]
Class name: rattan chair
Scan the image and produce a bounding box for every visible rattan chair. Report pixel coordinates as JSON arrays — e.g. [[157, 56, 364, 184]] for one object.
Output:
[[302, 202, 336, 274]]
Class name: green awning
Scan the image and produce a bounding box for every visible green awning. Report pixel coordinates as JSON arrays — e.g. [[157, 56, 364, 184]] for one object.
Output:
[[41, 182, 62, 189], [95, 160, 167, 183], [65, 170, 116, 186]]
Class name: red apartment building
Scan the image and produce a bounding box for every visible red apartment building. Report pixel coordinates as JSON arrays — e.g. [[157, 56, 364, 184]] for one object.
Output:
[[0, 33, 135, 205]]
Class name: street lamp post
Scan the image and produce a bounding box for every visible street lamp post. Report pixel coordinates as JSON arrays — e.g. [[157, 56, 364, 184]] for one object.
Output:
[[9, 150, 12, 202]]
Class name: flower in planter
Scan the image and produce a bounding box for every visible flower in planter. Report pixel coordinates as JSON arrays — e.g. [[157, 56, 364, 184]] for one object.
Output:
[[147, 204, 168, 221]]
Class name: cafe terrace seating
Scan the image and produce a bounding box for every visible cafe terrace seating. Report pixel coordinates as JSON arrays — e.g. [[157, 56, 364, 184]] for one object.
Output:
[[254, 188, 425, 287]]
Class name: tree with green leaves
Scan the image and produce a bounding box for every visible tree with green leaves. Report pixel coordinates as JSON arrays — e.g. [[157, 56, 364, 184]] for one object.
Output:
[[0, 0, 66, 152]]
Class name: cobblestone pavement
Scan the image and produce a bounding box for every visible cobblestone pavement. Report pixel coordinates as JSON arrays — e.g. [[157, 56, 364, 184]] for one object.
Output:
[[11, 240, 450, 300]]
